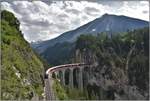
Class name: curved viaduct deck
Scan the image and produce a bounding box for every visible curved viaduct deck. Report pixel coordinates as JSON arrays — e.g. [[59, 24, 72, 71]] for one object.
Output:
[[46, 63, 89, 74], [45, 63, 90, 100]]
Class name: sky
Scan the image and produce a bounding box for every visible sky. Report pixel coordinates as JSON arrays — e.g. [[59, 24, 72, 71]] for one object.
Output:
[[1, 0, 149, 42]]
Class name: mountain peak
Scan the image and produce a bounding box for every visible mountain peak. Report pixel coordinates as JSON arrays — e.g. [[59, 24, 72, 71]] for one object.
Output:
[[102, 13, 116, 17], [99, 13, 118, 20], [102, 13, 111, 16], [33, 14, 149, 53]]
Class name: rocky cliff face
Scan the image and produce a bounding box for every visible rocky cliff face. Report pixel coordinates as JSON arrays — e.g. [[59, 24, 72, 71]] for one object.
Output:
[[74, 28, 149, 100], [75, 49, 148, 100]]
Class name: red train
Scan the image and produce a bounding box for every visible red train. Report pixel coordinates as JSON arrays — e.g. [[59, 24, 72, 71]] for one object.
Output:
[[46, 63, 89, 75]]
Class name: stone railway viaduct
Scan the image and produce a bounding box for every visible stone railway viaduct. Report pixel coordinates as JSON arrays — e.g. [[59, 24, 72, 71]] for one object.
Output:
[[45, 63, 91, 100]]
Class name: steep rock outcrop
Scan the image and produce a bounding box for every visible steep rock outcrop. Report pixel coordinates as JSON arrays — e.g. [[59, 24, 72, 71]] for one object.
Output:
[[74, 28, 149, 100]]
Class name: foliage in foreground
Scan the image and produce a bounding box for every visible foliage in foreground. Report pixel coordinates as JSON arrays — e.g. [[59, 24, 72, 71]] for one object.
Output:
[[1, 10, 44, 100], [52, 79, 68, 100], [53, 79, 91, 100]]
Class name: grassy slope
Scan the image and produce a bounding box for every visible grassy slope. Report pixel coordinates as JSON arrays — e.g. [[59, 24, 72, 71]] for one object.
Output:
[[53, 79, 91, 100], [1, 10, 44, 100], [52, 79, 68, 100]]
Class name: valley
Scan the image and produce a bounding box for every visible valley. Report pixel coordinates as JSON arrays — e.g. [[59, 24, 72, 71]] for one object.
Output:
[[1, 5, 149, 100]]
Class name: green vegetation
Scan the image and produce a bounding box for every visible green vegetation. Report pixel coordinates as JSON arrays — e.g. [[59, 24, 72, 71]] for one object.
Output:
[[52, 79, 89, 100], [1, 10, 44, 100], [52, 80, 68, 100], [65, 86, 88, 100]]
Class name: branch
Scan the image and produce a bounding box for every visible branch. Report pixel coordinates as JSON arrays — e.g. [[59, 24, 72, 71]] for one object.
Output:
[[125, 44, 136, 72]]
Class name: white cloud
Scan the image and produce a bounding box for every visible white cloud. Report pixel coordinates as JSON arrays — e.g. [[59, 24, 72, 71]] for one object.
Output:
[[1, 1, 149, 42]]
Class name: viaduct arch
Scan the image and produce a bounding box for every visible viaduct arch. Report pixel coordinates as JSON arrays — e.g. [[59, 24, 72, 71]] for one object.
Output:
[[46, 63, 90, 89]]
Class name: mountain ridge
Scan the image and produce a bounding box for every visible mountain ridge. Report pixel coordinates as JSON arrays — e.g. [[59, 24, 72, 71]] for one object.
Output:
[[32, 13, 149, 54]]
